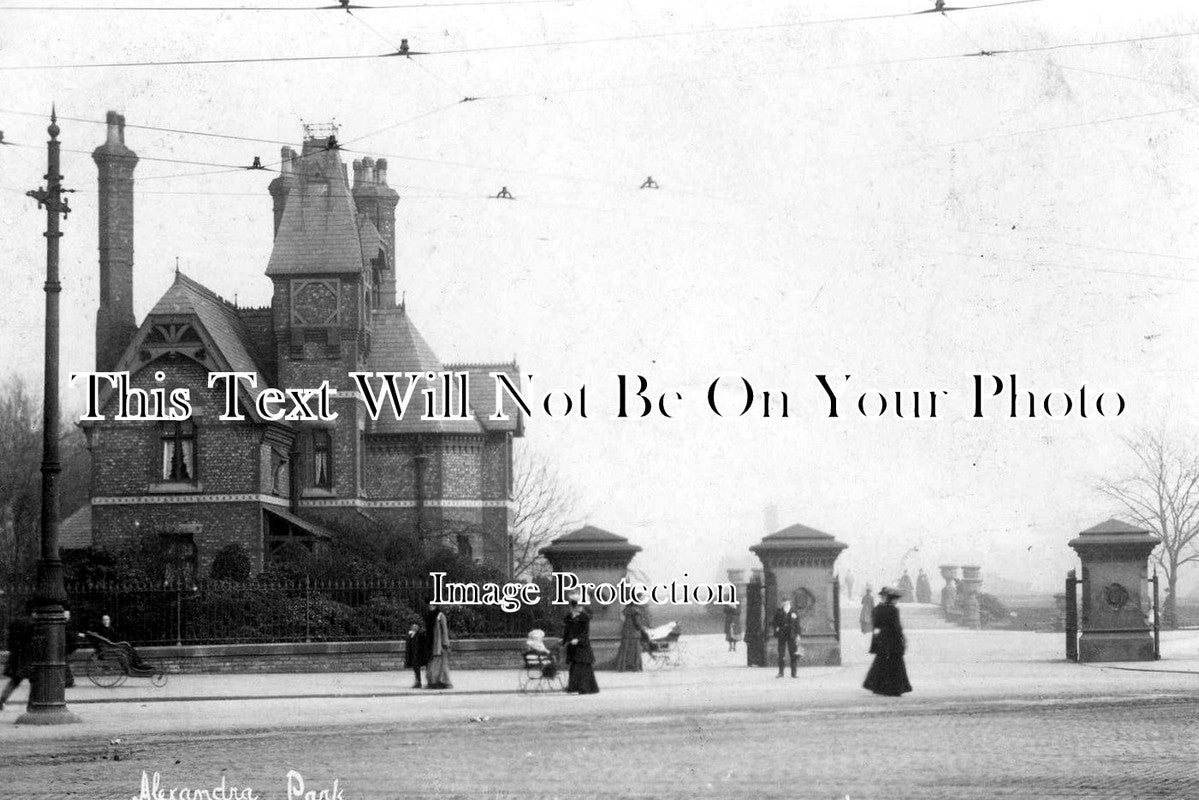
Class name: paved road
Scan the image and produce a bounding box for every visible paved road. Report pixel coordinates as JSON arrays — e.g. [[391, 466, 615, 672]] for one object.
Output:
[[2, 630, 1197, 799], [3, 691, 1197, 799]]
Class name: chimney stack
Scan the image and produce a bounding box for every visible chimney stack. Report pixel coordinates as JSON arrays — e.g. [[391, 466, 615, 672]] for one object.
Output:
[[92, 110, 139, 372], [268, 146, 296, 239], [350, 153, 399, 306]]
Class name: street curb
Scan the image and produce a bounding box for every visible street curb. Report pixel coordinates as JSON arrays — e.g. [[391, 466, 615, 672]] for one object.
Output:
[[63, 688, 531, 705]]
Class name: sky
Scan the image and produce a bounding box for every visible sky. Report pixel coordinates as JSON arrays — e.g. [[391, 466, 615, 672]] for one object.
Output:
[[1, 0, 1198, 595]]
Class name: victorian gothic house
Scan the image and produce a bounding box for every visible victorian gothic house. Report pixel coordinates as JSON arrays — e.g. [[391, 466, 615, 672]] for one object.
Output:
[[60, 113, 523, 580]]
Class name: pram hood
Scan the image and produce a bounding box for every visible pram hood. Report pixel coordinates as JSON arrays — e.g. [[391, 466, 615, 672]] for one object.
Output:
[[645, 621, 679, 641]]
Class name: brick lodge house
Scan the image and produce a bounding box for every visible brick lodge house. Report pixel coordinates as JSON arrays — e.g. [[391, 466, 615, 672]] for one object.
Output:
[[59, 113, 524, 582]]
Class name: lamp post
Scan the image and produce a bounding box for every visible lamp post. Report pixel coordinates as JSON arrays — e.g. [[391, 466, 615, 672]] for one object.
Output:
[[17, 108, 80, 725]]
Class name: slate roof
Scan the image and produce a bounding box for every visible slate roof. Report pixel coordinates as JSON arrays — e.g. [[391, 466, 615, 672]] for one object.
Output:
[[444, 361, 523, 435], [59, 505, 93, 550], [266, 144, 366, 277], [364, 307, 483, 435], [145, 272, 271, 409], [358, 215, 387, 268]]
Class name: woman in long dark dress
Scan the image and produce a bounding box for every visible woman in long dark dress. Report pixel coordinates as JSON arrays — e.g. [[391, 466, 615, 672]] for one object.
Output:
[[562, 595, 599, 694], [863, 586, 912, 697], [614, 603, 648, 672]]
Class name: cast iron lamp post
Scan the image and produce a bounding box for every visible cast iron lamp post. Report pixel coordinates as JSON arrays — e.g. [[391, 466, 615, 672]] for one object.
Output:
[[17, 108, 80, 725]]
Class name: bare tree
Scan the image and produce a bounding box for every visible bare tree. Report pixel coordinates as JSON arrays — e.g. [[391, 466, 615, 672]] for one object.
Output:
[[1097, 428, 1199, 628], [0, 376, 91, 588], [509, 447, 581, 580]]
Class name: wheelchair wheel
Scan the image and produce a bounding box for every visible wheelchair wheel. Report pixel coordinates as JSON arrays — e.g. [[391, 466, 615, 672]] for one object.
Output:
[[87, 652, 127, 688], [518, 670, 533, 693]]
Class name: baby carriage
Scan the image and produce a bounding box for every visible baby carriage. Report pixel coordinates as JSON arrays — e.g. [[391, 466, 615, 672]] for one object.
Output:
[[518, 629, 565, 693], [642, 621, 684, 669]]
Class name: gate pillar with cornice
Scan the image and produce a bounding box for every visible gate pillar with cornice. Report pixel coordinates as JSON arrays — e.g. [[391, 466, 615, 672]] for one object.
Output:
[[1068, 518, 1159, 663], [751, 523, 848, 667], [540, 525, 641, 667]]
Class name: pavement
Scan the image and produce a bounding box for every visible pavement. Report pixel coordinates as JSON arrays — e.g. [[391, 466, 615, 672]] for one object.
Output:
[[0, 623, 1195, 740], [0, 622, 1196, 799]]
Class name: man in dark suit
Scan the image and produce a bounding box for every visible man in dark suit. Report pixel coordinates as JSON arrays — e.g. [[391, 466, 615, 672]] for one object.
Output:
[[772, 598, 802, 678]]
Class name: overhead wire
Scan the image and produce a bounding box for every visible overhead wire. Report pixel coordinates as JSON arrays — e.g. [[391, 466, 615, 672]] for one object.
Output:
[[0, 0, 592, 11], [4, 2, 1198, 281], [0, 0, 1063, 71]]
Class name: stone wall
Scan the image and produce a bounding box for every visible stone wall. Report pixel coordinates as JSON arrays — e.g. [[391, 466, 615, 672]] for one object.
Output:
[[43, 638, 557, 676]]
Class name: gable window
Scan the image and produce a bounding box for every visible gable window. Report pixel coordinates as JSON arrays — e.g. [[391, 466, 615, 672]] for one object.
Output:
[[161, 420, 196, 482], [312, 430, 332, 489]]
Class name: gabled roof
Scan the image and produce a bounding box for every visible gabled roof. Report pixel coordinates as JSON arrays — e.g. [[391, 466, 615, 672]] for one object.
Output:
[[145, 272, 272, 408], [266, 144, 366, 276], [364, 307, 482, 435]]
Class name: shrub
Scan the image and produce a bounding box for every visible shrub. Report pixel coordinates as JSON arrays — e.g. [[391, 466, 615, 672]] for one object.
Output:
[[209, 543, 252, 583]]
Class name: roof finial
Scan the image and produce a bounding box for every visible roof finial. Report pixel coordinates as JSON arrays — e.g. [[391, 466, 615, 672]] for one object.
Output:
[[400, 291, 406, 310], [175, 256, 180, 275], [48, 103, 60, 139]]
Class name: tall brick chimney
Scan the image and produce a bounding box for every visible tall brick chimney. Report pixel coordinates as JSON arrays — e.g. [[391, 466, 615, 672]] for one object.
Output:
[[92, 111, 138, 372], [352, 156, 400, 306]]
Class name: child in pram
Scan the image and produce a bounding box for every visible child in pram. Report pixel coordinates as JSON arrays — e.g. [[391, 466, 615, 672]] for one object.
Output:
[[519, 629, 563, 692]]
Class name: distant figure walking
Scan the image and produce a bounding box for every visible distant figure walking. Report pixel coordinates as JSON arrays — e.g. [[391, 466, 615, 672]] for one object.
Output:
[[915, 569, 932, 604], [615, 602, 648, 672], [772, 598, 802, 678], [723, 602, 741, 652], [562, 593, 599, 694], [863, 587, 912, 697], [897, 571, 914, 603], [424, 602, 453, 690], [859, 587, 874, 634], [0, 603, 35, 711]]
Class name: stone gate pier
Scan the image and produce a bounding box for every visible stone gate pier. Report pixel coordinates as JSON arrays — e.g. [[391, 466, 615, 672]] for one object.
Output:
[[750, 523, 848, 666], [1068, 518, 1159, 662], [540, 525, 641, 668]]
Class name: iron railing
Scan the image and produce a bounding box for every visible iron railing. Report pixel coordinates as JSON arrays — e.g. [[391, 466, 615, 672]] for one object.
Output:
[[1, 577, 560, 647]]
